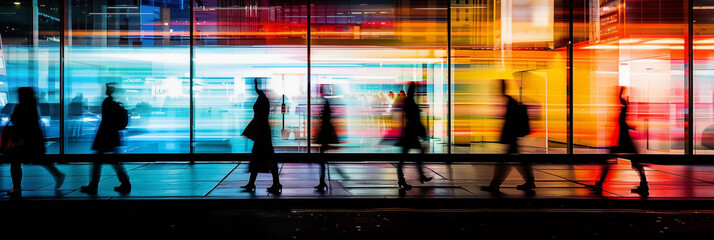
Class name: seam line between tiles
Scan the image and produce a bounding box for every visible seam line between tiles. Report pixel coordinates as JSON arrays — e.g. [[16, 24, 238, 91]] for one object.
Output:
[[647, 168, 714, 184], [204, 163, 242, 197], [534, 169, 623, 197]]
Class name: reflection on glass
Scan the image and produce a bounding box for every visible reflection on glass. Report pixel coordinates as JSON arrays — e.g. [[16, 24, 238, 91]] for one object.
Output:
[[0, 0, 61, 154], [65, 0, 191, 153], [193, 0, 308, 153], [312, 0, 448, 153], [451, 0, 567, 154], [0, 1, 706, 156], [696, 0, 714, 154], [574, 0, 686, 154]]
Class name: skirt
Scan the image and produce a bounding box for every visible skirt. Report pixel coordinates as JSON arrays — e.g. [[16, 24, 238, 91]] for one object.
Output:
[[249, 141, 276, 173]]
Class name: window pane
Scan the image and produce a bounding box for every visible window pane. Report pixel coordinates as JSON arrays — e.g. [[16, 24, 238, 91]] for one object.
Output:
[[65, 0, 191, 154], [193, 0, 308, 153], [451, 0, 568, 153], [0, 0, 61, 154], [575, 0, 687, 154], [311, 0, 449, 153], [696, 0, 714, 154]]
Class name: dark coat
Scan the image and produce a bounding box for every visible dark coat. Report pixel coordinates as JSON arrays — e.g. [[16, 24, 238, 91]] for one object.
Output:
[[396, 93, 426, 149], [92, 96, 122, 152], [10, 102, 46, 154], [316, 99, 338, 145], [500, 95, 520, 144], [242, 90, 275, 173], [612, 104, 637, 154]]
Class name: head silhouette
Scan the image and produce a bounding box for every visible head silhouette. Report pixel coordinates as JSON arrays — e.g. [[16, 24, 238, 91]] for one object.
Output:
[[407, 82, 416, 98], [254, 78, 262, 94], [618, 86, 628, 106], [18, 87, 36, 105], [106, 83, 116, 96]]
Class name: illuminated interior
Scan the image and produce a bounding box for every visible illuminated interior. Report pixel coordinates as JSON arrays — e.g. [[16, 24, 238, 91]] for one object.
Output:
[[0, 0, 710, 155]]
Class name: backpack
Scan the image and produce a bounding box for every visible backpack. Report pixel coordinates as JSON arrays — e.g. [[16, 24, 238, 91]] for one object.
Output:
[[115, 101, 129, 130], [515, 102, 530, 137]]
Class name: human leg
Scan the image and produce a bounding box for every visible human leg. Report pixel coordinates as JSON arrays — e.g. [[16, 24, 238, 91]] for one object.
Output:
[[80, 152, 104, 193], [241, 172, 258, 192], [397, 147, 411, 189], [39, 162, 65, 189], [631, 162, 649, 195], [515, 163, 536, 190], [267, 160, 282, 194], [9, 157, 22, 194], [315, 146, 328, 191], [415, 145, 431, 183], [108, 154, 131, 193]]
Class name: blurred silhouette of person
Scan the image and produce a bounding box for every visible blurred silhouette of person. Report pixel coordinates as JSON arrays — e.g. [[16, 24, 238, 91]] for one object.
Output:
[[80, 83, 131, 194], [315, 91, 339, 192], [6, 87, 65, 197], [241, 78, 282, 194], [481, 80, 535, 193], [394, 82, 432, 190], [68, 93, 84, 139], [589, 86, 648, 195]]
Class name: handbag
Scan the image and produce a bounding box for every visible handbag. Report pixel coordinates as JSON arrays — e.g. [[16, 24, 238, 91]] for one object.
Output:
[[0, 121, 25, 154]]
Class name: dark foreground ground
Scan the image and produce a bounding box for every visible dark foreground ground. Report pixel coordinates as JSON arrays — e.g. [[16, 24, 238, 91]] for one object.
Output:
[[5, 199, 714, 239], [3, 161, 714, 238]]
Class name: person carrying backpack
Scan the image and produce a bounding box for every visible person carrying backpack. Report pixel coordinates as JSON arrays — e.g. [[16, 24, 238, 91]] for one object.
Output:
[[80, 83, 131, 194], [481, 79, 535, 193]]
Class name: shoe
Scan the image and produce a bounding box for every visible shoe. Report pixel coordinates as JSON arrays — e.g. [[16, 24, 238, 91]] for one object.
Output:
[[7, 188, 21, 197], [516, 182, 536, 191], [55, 173, 66, 189], [398, 180, 412, 190], [419, 175, 433, 184], [240, 184, 256, 192], [80, 185, 98, 194], [480, 186, 500, 192], [314, 182, 328, 192], [114, 183, 131, 193], [587, 181, 603, 192], [631, 185, 649, 195], [267, 184, 283, 194]]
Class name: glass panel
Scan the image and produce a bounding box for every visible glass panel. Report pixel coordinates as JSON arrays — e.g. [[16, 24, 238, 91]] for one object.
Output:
[[65, 0, 191, 154], [451, 0, 568, 154], [696, 0, 714, 154], [575, 0, 687, 154], [0, 0, 61, 154], [193, 0, 308, 153], [311, 0, 449, 153]]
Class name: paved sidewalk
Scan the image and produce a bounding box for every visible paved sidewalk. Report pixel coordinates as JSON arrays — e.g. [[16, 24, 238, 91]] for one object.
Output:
[[3, 159, 714, 200]]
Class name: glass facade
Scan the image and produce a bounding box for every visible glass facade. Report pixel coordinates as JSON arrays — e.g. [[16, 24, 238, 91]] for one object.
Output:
[[0, 0, 709, 156]]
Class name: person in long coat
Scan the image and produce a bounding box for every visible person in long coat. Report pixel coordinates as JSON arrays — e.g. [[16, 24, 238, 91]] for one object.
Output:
[[7, 87, 64, 196], [241, 79, 281, 194], [315, 94, 338, 192], [80, 83, 131, 194], [481, 80, 535, 193], [394, 82, 432, 190], [589, 86, 649, 195]]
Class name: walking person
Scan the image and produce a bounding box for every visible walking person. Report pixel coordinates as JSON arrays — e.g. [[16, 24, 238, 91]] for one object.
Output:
[[241, 79, 282, 194], [481, 80, 535, 193], [80, 83, 131, 194], [6, 87, 65, 197], [315, 91, 339, 192], [395, 82, 432, 190], [589, 86, 649, 195]]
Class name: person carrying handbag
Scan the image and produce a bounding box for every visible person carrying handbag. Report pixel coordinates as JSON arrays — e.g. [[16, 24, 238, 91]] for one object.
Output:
[[5, 87, 65, 197]]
